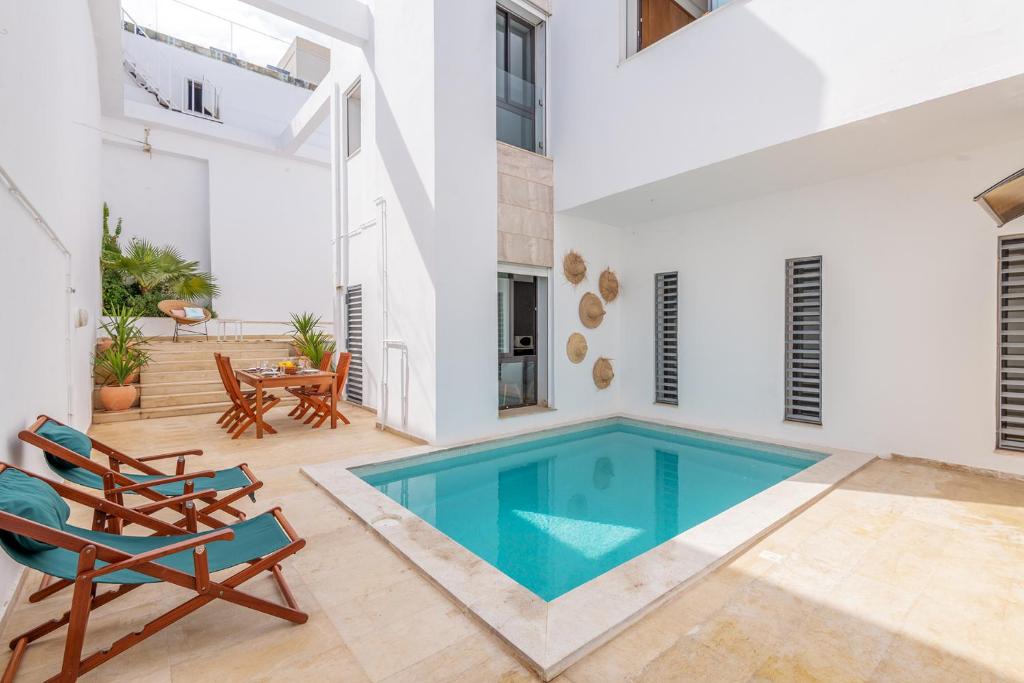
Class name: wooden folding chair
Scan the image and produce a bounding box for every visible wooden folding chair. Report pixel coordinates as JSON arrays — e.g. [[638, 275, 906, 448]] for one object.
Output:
[[286, 353, 333, 421], [19, 416, 261, 532], [298, 353, 351, 429], [218, 355, 281, 439], [0, 464, 306, 682], [213, 353, 276, 432]]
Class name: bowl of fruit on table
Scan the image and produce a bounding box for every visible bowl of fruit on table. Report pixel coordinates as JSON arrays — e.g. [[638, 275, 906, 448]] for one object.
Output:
[[278, 360, 299, 375]]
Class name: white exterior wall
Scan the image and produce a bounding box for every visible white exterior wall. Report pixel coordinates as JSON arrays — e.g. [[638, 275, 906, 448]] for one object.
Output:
[[121, 31, 325, 148], [101, 119, 333, 327], [102, 142, 212, 273], [618, 137, 1024, 475], [551, 0, 1024, 212], [0, 0, 102, 617]]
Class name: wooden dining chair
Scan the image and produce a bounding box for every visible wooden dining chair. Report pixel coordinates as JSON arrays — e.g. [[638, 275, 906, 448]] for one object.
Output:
[[300, 353, 352, 429], [286, 353, 333, 421], [213, 353, 272, 431], [218, 355, 281, 439]]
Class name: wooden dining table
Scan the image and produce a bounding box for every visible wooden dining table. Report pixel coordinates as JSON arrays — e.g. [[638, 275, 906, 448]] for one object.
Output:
[[235, 368, 338, 439]]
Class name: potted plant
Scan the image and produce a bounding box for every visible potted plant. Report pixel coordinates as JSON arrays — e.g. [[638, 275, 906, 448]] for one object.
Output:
[[96, 305, 147, 385], [94, 346, 150, 411], [288, 313, 336, 369]]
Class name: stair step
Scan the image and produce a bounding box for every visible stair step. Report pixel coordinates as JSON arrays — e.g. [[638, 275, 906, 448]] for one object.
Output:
[[144, 355, 291, 373], [142, 369, 222, 383], [93, 395, 300, 423], [141, 390, 230, 408], [146, 348, 291, 362], [139, 379, 225, 396]]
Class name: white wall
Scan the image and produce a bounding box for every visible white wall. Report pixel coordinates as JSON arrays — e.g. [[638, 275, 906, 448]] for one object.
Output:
[[551, 0, 1024, 212], [0, 0, 102, 617], [618, 137, 1024, 475], [101, 118, 332, 326], [122, 30, 324, 147], [102, 141, 211, 273]]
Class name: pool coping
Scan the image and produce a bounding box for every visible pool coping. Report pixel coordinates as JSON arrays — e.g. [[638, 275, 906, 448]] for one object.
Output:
[[301, 415, 876, 680]]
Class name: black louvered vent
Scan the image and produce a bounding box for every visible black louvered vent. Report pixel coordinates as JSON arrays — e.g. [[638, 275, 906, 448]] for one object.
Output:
[[785, 256, 822, 424]]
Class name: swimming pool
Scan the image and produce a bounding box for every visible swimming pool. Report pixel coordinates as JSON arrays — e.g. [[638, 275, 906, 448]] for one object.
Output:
[[354, 418, 824, 601]]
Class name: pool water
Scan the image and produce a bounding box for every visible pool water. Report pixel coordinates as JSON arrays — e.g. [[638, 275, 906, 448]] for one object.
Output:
[[354, 419, 822, 601]]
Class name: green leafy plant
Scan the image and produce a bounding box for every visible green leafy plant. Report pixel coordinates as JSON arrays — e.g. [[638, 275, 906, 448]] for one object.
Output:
[[99, 205, 219, 315], [288, 312, 336, 369], [94, 347, 150, 387], [99, 304, 146, 353]]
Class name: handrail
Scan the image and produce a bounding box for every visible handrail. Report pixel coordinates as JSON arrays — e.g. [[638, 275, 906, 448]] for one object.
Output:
[[0, 165, 75, 422]]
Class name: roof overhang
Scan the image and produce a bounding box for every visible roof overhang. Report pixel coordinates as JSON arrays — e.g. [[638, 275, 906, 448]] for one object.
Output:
[[975, 168, 1024, 228]]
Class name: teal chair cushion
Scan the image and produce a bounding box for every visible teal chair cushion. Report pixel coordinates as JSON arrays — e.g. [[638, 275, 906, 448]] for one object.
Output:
[[37, 420, 91, 471], [0, 469, 70, 552]]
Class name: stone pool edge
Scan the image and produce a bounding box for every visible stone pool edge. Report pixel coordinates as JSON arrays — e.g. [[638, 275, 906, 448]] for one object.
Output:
[[301, 417, 876, 680]]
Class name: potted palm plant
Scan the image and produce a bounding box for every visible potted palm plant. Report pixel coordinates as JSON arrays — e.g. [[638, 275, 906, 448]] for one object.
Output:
[[94, 305, 150, 411], [95, 347, 150, 411], [288, 312, 336, 369]]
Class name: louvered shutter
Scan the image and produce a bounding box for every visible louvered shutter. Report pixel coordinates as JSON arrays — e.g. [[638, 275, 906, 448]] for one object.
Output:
[[655, 272, 679, 405], [346, 285, 363, 405], [785, 256, 822, 424], [998, 236, 1024, 450]]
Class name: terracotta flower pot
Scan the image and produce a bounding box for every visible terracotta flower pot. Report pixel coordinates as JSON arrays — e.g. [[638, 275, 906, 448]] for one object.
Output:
[[99, 385, 137, 412]]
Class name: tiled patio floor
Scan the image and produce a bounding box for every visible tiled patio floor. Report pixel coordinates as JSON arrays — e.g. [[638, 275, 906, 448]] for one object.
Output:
[[2, 409, 1022, 682]]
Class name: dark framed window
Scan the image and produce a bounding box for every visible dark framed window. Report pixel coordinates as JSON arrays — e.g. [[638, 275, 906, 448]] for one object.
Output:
[[496, 8, 536, 153]]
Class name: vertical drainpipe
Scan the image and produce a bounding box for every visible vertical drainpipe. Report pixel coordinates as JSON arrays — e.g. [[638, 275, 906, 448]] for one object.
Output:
[[331, 80, 349, 360]]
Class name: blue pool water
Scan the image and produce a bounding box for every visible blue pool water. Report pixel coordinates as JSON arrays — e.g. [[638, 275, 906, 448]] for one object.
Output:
[[354, 419, 823, 601]]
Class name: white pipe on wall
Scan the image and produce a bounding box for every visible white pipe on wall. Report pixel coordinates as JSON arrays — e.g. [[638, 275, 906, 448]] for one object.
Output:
[[0, 165, 76, 423], [330, 78, 349, 359]]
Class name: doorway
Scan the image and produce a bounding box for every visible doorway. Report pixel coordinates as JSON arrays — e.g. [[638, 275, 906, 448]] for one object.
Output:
[[498, 272, 540, 409]]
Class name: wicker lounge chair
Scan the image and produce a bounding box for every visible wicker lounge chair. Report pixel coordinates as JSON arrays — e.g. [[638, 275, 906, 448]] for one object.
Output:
[[0, 464, 306, 681], [157, 299, 211, 341]]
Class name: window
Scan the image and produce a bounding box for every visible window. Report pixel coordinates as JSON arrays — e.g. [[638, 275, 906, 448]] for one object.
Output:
[[346, 83, 361, 156], [496, 7, 544, 154], [998, 236, 1024, 450], [629, 0, 734, 56], [784, 256, 822, 424], [346, 284, 363, 405], [185, 78, 218, 119], [655, 271, 679, 405]]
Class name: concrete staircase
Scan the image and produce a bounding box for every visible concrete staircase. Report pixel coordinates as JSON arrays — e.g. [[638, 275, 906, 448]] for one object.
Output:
[[93, 338, 299, 424]]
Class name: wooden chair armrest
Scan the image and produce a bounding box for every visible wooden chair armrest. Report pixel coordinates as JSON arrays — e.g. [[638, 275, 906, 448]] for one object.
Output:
[[131, 490, 217, 515], [88, 527, 234, 579], [137, 449, 203, 462], [111, 471, 216, 495]]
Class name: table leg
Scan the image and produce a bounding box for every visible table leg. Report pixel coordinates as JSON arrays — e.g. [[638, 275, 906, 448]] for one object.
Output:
[[331, 374, 339, 429], [256, 379, 264, 439]]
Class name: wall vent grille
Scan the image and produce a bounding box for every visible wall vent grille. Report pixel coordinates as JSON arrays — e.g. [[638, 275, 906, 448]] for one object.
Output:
[[785, 256, 822, 424], [998, 236, 1024, 450], [655, 271, 679, 405], [346, 284, 363, 405]]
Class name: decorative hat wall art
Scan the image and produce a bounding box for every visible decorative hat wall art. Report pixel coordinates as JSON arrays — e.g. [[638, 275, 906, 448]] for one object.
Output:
[[579, 292, 606, 329], [563, 250, 587, 285], [592, 357, 614, 389], [599, 268, 619, 303], [566, 333, 588, 364]]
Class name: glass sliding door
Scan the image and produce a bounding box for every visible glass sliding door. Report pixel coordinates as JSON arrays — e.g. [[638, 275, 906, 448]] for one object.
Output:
[[498, 273, 538, 409], [496, 8, 537, 153]]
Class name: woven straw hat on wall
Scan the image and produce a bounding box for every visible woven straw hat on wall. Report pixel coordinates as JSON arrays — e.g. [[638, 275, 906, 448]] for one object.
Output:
[[599, 268, 619, 303], [563, 250, 587, 285], [593, 357, 614, 389], [566, 333, 588, 364], [579, 292, 605, 329]]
